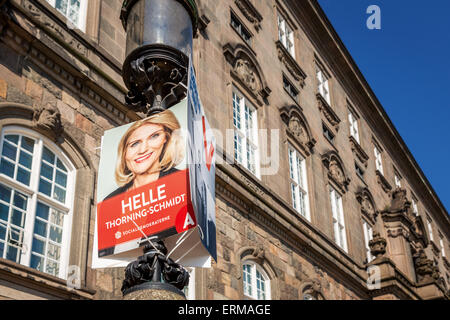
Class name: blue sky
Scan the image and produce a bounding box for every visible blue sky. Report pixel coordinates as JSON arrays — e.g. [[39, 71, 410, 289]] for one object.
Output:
[[317, 0, 450, 213]]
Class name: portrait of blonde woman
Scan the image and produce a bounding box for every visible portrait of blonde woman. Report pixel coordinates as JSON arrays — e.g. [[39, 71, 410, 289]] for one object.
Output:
[[104, 109, 185, 201]]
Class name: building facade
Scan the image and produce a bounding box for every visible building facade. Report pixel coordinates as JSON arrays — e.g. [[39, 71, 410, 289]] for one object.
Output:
[[0, 0, 449, 300]]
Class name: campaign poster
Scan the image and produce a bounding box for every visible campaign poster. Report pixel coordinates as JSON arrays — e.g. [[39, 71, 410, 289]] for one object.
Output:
[[92, 63, 217, 268]]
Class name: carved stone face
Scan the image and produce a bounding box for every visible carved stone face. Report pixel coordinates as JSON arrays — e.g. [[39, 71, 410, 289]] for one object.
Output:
[[235, 58, 258, 92], [329, 159, 344, 185], [33, 104, 63, 135], [289, 117, 307, 144]]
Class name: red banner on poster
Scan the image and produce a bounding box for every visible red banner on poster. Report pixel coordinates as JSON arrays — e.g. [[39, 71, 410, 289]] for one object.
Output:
[[96, 169, 197, 251]]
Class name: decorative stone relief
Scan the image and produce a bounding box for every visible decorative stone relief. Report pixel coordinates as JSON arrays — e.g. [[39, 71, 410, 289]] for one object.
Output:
[[349, 136, 369, 167], [368, 232, 387, 260], [356, 188, 378, 223], [223, 43, 271, 105], [280, 105, 316, 155], [322, 151, 350, 193], [376, 170, 392, 194], [235, 0, 263, 31], [32, 103, 63, 140]]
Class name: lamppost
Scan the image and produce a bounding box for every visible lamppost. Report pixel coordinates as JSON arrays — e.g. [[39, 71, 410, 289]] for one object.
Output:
[[119, 0, 198, 300]]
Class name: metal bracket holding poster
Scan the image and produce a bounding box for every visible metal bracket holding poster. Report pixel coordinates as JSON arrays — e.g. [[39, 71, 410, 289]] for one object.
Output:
[[91, 56, 216, 274]]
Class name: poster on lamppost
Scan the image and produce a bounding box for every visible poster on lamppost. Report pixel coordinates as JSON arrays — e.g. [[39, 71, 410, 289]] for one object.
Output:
[[91, 59, 216, 269]]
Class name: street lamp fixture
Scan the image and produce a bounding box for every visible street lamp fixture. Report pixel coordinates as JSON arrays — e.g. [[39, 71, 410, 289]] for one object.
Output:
[[119, 0, 198, 299]]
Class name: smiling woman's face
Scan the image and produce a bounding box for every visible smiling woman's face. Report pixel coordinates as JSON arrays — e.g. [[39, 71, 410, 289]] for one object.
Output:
[[125, 123, 167, 176]]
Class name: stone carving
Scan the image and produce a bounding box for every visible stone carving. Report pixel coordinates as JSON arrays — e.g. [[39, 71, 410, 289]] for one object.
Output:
[[349, 136, 369, 167], [280, 105, 316, 155], [235, 0, 263, 31], [390, 188, 411, 215], [276, 41, 307, 88], [356, 188, 378, 223], [32, 104, 63, 140], [223, 43, 271, 104], [414, 249, 436, 283], [301, 279, 325, 300], [368, 232, 387, 260], [322, 151, 350, 192], [234, 58, 259, 93]]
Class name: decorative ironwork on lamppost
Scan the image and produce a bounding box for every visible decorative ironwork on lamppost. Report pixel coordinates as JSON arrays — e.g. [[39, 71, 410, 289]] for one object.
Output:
[[119, 0, 198, 300], [120, 0, 198, 116]]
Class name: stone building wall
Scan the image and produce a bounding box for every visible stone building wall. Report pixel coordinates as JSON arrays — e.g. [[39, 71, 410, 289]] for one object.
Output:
[[0, 0, 448, 300]]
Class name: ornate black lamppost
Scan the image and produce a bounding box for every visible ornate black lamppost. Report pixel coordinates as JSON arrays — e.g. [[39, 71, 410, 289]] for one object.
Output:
[[119, 0, 198, 300]]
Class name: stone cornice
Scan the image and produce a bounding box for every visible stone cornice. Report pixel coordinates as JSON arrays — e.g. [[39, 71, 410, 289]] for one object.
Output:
[[234, 0, 263, 32], [349, 135, 369, 167], [276, 40, 307, 88], [316, 93, 340, 131], [376, 170, 392, 194]]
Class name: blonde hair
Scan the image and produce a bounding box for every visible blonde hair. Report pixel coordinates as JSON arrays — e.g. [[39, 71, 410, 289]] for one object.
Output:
[[115, 110, 185, 187]]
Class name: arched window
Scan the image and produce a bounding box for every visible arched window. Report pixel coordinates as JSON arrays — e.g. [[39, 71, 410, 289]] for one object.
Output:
[[242, 261, 271, 300], [0, 126, 75, 279]]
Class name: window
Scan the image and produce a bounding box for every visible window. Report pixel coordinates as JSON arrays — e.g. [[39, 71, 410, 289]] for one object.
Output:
[[411, 196, 419, 216], [439, 235, 446, 258], [283, 75, 299, 101], [46, 0, 88, 31], [394, 170, 402, 188], [233, 89, 259, 177], [323, 124, 335, 143], [316, 64, 330, 104], [427, 218, 434, 242], [231, 11, 252, 46], [374, 145, 383, 174], [329, 186, 347, 251], [242, 262, 270, 300], [348, 110, 360, 144], [288, 146, 310, 220], [277, 13, 295, 56], [362, 220, 373, 263], [0, 126, 75, 279]]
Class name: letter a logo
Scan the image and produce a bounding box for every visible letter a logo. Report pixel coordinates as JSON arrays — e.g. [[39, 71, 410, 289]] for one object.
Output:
[[183, 212, 196, 229], [366, 5, 381, 30]]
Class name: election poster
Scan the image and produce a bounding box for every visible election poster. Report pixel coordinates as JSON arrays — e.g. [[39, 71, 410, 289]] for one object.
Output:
[[91, 58, 216, 269]]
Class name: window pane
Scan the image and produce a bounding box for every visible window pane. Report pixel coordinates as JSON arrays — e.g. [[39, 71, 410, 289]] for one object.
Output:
[[0, 224, 6, 240], [18, 151, 32, 169], [11, 210, 25, 228], [32, 237, 46, 255], [55, 171, 67, 188], [30, 254, 44, 272], [2, 141, 17, 161], [13, 192, 27, 210], [0, 242, 3, 257], [50, 225, 63, 243], [53, 186, 66, 203], [36, 202, 50, 220], [50, 209, 64, 227], [0, 203, 9, 222], [6, 245, 19, 262], [39, 179, 52, 197], [56, 159, 67, 172], [42, 147, 55, 165], [46, 259, 59, 277], [21, 136, 35, 153], [5, 135, 19, 144], [55, 0, 69, 15], [40, 163, 54, 180], [0, 184, 11, 202], [16, 168, 31, 186], [34, 219, 48, 237], [0, 158, 15, 178]]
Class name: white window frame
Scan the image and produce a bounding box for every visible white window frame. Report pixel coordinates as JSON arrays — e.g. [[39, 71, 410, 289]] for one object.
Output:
[[277, 13, 295, 57], [411, 196, 419, 216], [427, 219, 434, 242], [362, 219, 373, 263], [288, 146, 310, 221], [329, 186, 348, 252], [374, 145, 383, 175], [232, 88, 260, 178], [316, 65, 330, 104], [439, 235, 446, 258], [0, 126, 75, 280], [46, 0, 88, 32], [348, 111, 360, 144], [242, 261, 271, 300]]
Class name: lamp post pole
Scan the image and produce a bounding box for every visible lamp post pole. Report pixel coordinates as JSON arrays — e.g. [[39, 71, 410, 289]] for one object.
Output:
[[119, 0, 198, 300]]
